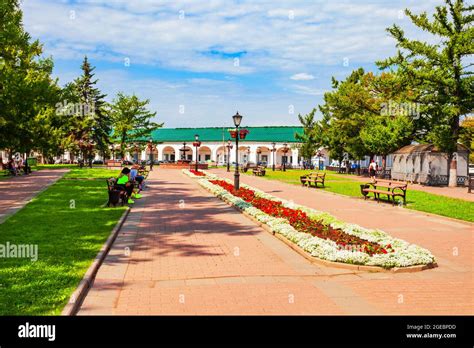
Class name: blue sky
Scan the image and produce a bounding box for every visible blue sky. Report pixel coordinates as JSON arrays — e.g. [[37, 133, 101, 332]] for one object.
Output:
[[21, 0, 442, 127]]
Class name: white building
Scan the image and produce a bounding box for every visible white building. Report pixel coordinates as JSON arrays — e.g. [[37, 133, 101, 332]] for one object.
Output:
[[391, 143, 469, 185], [126, 126, 305, 167]]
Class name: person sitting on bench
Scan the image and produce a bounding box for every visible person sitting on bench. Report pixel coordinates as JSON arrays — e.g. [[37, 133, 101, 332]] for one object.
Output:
[[130, 164, 145, 190], [7, 159, 18, 176], [116, 167, 142, 204]]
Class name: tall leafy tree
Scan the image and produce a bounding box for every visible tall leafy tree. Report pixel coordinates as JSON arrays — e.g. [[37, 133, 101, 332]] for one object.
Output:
[[108, 92, 162, 158], [295, 108, 322, 161], [360, 116, 413, 170], [317, 108, 346, 167], [378, 0, 474, 186], [318, 68, 372, 165], [0, 0, 58, 158], [459, 116, 474, 162]]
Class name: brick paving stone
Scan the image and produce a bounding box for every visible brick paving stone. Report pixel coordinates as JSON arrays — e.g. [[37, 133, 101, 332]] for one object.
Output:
[[77, 168, 473, 315]]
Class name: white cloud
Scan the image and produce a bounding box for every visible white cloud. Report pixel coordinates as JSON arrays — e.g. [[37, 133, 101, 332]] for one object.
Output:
[[290, 73, 315, 81], [22, 0, 445, 75], [21, 0, 447, 126], [291, 85, 328, 96]]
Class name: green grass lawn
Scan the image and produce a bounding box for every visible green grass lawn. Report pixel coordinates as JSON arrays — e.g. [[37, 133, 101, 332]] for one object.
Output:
[[37, 164, 108, 170], [64, 167, 121, 179], [0, 169, 126, 315], [37, 164, 79, 170], [244, 169, 474, 222]]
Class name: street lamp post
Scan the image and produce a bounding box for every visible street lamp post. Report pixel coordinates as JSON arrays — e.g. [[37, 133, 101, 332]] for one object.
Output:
[[316, 150, 323, 170], [109, 144, 114, 161], [271, 142, 276, 171], [226, 140, 233, 172], [147, 138, 155, 171], [232, 111, 243, 190], [193, 134, 201, 172], [282, 143, 289, 172]]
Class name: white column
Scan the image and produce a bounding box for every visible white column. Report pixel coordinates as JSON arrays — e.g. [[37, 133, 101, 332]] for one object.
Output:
[[172, 145, 181, 162], [292, 149, 299, 166], [156, 149, 163, 161], [211, 145, 219, 163]]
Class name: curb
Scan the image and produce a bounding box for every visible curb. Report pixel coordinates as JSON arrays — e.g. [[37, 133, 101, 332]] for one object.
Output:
[[199, 182, 437, 274], [61, 206, 130, 316]]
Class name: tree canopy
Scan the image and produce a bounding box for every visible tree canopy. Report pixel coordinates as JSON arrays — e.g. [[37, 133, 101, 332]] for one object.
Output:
[[109, 92, 162, 157]]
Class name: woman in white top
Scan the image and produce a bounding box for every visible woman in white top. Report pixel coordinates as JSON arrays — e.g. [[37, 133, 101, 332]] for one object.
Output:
[[369, 160, 377, 181]]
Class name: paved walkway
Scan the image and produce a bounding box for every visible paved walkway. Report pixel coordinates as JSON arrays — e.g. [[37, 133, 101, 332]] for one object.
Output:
[[78, 168, 473, 315], [0, 169, 68, 224]]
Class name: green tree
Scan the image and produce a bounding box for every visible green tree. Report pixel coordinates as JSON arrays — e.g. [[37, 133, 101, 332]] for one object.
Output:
[[360, 115, 413, 170], [378, 0, 474, 186], [318, 68, 372, 168], [460, 116, 474, 162], [295, 108, 321, 161], [108, 92, 162, 158], [0, 0, 58, 159], [64, 57, 111, 166], [318, 108, 346, 168]]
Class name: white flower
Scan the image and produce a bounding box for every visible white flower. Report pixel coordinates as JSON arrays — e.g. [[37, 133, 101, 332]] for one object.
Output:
[[197, 176, 436, 268]]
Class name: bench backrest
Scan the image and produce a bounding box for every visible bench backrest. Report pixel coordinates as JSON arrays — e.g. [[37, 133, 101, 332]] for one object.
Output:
[[373, 180, 407, 188], [106, 177, 117, 190], [308, 172, 325, 178]]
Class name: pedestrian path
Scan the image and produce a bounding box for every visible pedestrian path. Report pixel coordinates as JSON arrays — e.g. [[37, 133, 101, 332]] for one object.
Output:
[[77, 168, 473, 315], [0, 169, 68, 224]]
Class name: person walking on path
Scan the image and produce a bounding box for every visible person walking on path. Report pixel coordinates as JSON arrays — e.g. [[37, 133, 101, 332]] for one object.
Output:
[[369, 159, 377, 182]]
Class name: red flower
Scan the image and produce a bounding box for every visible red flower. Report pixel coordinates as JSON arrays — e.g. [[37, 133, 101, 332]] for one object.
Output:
[[190, 170, 205, 176], [209, 180, 389, 256]]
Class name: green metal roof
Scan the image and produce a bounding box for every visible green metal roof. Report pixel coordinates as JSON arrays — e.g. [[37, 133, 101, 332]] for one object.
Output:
[[149, 126, 303, 143]]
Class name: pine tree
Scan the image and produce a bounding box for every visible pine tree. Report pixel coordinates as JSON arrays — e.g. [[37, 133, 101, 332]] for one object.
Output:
[[67, 56, 111, 166], [378, 0, 474, 186]]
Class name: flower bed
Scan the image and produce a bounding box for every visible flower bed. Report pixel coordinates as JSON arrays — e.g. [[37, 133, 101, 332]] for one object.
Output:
[[197, 176, 436, 269], [182, 169, 214, 178]]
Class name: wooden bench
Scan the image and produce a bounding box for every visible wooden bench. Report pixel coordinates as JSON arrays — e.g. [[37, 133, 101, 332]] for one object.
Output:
[[106, 178, 128, 207], [300, 172, 326, 188], [252, 166, 266, 176], [361, 179, 408, 205], [106, 160, 122, 168], [240, 164, 250, 173]]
